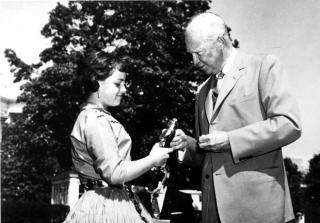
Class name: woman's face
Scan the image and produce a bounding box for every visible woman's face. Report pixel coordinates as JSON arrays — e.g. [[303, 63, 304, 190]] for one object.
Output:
[[98, 68, 127, 109]]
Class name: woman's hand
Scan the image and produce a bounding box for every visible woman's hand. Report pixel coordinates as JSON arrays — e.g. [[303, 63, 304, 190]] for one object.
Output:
[[149, 143, 173, 167]]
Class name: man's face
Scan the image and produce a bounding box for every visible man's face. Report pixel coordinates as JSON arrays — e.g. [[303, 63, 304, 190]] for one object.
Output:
[[186, 33, 224, 75]]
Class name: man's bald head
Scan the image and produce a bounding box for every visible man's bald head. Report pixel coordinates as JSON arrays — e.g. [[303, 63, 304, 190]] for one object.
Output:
[[185, 12, 228, 44], [184, 12, 233, 75]]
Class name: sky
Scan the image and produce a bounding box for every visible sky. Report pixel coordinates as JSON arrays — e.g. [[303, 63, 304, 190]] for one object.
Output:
[[0, 0, 67, 97], [1, 0, 319, 167]]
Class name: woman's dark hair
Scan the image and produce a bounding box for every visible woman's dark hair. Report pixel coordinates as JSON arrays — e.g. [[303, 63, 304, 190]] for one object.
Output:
[[72, 50, 130, 100]]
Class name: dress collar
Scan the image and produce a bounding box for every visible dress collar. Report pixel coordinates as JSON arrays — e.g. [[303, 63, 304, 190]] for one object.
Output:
[[80, 102, 111, 115]]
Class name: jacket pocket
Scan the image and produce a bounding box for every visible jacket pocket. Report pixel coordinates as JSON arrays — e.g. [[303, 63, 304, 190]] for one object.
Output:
[[230, 93, 255, 104], [235, 166, 281, 184]]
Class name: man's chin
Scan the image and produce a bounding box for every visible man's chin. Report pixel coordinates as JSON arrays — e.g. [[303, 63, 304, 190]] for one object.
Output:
[[203, 70, 214, 76]]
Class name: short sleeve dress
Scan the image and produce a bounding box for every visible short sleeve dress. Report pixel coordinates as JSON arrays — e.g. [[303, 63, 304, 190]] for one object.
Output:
[[64, 103, 153, 223]]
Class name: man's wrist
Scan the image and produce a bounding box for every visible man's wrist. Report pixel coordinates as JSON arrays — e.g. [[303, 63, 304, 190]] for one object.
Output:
[[224, 132, 231, 150], [213, 131, 231, 152], [223, 132, 231, 150], [185, 135, 197, 150]]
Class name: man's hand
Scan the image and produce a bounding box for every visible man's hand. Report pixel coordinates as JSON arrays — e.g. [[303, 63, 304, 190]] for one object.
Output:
[[198, 131, 230, 152], [170, 129, 189, 151]]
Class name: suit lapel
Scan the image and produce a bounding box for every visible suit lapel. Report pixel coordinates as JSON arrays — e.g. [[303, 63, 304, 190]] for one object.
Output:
[[212, 52, 246, 119]]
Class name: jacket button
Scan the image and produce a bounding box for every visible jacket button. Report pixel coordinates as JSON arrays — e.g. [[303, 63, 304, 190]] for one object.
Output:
[[205, 174, 210, 179]]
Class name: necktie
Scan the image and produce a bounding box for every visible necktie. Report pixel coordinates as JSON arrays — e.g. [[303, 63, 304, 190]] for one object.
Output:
[[206, 72, 224, 120], [213, 71, 225, 99], [151, 193, 160, 219], [204, 75, 218, 115]]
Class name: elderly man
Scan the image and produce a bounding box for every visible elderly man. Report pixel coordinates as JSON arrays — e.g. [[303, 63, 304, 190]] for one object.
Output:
[[172, 12, 301, 223]]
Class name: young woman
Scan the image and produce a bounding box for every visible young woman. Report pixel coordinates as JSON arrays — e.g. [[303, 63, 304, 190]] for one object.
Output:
[[64, 53, 172, 223]]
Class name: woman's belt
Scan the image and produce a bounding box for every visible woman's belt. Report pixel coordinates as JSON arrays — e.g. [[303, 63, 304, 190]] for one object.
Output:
[[80, 178, 124, 191], [80, 178, 110, 191]]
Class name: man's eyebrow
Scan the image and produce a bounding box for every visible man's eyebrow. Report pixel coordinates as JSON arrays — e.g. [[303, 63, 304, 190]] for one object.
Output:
[[187, 48, 196, 53], [189, 49, 201, 54]]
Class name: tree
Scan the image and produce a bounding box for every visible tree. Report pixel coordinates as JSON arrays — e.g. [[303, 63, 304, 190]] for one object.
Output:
[[304, 153, 320, 223], [284, 158, 305, 218], [305, 154, 320, 201], [2, 1, 218, 202]]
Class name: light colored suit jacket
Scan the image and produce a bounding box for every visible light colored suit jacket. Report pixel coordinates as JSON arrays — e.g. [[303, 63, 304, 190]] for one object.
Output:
[[183, 51, 301, 223]]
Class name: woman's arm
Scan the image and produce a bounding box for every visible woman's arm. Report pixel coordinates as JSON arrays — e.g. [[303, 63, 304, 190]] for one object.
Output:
[[84, 112, 172, 185], [110, 144, 172, 184]]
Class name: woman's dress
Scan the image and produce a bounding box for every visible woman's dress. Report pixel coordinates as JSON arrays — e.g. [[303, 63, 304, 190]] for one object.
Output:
[[64, 103, 153, 223]]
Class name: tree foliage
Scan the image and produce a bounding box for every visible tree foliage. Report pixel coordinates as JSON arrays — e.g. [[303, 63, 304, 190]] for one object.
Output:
[[284, 158, 305, 216], [304, 153, 320, 222], [2, 1, 215, 201], [305, 154, 320, 203]]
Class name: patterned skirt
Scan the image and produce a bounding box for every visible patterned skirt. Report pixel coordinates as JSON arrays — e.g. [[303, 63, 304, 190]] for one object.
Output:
[[64, 186, 154, 223]]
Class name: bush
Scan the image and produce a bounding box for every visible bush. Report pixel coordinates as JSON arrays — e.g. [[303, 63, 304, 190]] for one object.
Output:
[[1, 200, 69, 223], [305, 201, 320, 223]]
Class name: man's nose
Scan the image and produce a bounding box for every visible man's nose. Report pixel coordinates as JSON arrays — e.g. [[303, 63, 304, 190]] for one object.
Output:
[[192, 53, 200, 66]]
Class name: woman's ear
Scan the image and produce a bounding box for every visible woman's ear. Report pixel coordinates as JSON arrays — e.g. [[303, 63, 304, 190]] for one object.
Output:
[[97, 79, 104, 87]]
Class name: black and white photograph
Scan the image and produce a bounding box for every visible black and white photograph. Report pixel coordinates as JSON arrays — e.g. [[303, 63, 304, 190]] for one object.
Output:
[[1, 0, 319, 223]]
